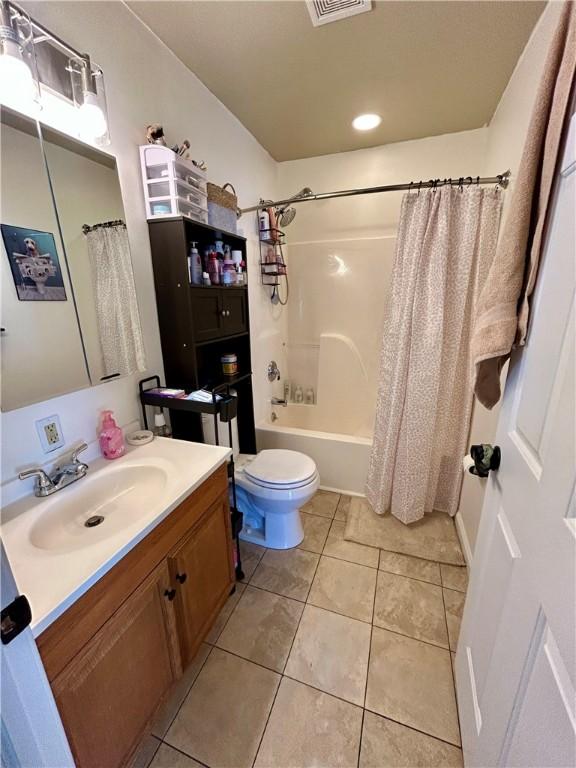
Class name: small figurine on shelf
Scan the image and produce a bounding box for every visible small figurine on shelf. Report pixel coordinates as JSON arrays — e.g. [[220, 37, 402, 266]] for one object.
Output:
[[146, 123, 167, 145]]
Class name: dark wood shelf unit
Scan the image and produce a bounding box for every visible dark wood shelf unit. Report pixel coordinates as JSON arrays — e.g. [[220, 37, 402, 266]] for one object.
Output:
[[148, 217, 256, 453]]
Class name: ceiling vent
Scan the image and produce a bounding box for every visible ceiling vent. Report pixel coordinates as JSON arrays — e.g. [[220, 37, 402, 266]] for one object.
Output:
[[306, 0, 372, 27]]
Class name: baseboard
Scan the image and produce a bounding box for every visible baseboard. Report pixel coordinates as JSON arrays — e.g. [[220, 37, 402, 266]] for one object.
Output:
[[319, 485, 365, 498], [455, 512, 473, 566]]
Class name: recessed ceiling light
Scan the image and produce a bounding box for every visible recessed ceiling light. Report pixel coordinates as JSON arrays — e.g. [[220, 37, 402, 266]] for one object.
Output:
[[352, 113, 381, 131]]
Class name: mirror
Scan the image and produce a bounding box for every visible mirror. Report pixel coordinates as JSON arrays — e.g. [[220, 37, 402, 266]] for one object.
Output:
[[0, 109, 91, 411], [1, 108, 145, 411]]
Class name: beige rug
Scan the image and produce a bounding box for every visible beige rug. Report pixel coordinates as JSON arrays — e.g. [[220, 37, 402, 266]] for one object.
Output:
[[344, 497, 465, 566]]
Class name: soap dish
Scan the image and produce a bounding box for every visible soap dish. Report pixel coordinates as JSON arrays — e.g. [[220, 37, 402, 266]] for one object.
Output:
[[126, 430, 154, 446]]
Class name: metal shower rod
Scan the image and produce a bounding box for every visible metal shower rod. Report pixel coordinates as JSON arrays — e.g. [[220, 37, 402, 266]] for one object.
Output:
[[240, 169, 511, 215]]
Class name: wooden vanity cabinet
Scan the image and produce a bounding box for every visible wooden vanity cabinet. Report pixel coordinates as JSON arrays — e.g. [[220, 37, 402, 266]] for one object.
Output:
[[169, 493, 233, 667], [37, 464, 234, 768]]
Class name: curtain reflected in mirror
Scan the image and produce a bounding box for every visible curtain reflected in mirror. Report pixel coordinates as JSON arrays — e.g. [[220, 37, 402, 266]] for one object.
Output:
[[83, 221, 146, 379]]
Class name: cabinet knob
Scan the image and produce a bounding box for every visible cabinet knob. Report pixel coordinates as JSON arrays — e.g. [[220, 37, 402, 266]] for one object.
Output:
[[221, 310, 226, 317], [176, 572, 187, 584], [164, 588, 176, 601], [226, 310, 231, 317]]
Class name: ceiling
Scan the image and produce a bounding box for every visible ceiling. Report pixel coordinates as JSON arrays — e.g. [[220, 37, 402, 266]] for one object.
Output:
[[128, 0, 545, 161]]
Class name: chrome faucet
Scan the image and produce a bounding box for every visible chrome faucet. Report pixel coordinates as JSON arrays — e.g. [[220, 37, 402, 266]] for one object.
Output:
[[18, 442, 89, 497], [271, 397, 288, 407]]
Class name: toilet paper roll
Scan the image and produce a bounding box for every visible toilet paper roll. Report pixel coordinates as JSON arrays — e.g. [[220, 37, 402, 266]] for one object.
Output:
[[462, 455, 475, 473]]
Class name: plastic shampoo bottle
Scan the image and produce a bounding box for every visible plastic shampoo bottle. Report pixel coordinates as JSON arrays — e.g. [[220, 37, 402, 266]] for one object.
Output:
[[99, 410, 126, 459]]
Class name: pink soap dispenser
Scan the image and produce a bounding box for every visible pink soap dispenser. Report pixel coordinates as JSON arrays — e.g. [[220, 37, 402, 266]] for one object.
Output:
[[99, 410, 126, 460]]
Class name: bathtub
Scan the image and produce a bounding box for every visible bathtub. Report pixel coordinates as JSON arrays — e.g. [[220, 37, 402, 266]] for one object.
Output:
[[256, 403, 372, 495]]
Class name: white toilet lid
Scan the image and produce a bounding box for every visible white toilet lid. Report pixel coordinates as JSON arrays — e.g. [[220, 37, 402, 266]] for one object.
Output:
[[244, 449, 317, 488]]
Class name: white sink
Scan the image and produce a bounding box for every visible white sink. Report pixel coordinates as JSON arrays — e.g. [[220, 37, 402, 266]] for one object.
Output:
[[29, 464, 169, 552], [1, 437, 232, 636]]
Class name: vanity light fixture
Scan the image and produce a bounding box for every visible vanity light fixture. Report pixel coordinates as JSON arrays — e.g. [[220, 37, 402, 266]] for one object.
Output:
[[352, 113, 382, 131], [0, 0, 39, 116], [69, 53, 109, 144]]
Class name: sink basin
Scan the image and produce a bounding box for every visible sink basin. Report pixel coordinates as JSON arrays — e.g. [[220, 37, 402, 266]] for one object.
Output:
[[29, 464, 168, 552]]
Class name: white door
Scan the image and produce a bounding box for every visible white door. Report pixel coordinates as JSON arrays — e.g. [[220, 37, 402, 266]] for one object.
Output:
[[0, 543, 73, 767], [456, 111, 576, 768]]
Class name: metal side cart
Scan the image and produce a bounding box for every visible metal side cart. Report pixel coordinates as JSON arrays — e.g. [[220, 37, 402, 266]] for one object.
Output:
[[139, 375, 244, 581]]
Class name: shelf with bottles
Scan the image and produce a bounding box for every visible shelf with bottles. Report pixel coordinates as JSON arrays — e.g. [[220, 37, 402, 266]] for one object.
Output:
[[259, 227, 285, 245]]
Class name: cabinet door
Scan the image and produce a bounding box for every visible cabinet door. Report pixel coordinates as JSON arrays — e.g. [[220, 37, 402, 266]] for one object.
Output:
[[222, 289, 248, 336], [190, 287, 223, 341], [169, 492, 235, 667], [51, 561, 180, 768]]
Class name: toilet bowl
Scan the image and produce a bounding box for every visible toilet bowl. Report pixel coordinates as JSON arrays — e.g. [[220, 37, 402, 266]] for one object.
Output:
[[234, 449, 319, 549]]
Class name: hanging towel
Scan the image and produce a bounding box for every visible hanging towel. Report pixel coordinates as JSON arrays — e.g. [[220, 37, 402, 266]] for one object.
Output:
[[85, 222, 147, 378], [472, 1, 575, 409]]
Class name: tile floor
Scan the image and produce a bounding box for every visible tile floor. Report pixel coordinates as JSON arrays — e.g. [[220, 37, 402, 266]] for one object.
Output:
[[136, 492, 467, 768]]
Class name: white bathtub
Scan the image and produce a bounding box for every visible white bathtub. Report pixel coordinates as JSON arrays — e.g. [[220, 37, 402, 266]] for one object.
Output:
[[256, 404, 372, 495]]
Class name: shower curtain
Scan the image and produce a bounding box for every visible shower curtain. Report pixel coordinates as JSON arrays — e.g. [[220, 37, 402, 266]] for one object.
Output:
[[85, 223, 146, 378], [366, 186, 502, 525]]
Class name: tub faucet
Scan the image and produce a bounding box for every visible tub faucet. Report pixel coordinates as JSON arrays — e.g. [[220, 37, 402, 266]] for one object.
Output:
[[271, 397, 287, 407]]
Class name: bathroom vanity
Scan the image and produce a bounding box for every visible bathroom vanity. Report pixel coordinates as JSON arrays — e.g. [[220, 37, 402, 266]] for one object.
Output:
[[2, 439, 233, 768]]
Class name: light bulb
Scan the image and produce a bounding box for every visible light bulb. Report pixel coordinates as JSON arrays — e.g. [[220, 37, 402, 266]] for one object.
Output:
[[78, 90, 107, 141], [0, 39, 37, 115], [352, 113, 382, 131]]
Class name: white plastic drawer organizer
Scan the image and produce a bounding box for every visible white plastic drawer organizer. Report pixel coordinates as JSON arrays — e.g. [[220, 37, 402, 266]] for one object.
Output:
[[140, 145, 208, 224]]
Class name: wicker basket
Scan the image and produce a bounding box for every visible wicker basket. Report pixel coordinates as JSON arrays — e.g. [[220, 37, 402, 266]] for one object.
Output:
[[207, 182, 238, 233]]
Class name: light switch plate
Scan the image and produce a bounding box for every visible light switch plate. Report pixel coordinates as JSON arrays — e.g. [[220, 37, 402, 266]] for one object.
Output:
[[35, 415, 64, 454]]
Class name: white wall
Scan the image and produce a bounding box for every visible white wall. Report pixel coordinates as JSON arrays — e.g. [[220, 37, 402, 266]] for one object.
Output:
[[277, 129, 488, 437], [2, 1, 281, 498], [456, 1, 563, 560]]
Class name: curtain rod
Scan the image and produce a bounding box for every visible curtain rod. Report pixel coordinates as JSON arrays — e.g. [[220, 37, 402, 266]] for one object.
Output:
[[240, 170, 511, 215]]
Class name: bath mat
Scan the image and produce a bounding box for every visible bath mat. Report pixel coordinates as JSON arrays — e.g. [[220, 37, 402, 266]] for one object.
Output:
[[344, 497, 465, 566]]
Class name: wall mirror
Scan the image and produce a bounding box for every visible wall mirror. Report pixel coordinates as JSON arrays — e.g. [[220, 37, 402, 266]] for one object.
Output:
[[0, 107, 145, 412]]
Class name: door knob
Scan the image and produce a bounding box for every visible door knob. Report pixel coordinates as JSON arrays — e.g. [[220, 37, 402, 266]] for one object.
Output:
[[467, 444, 501, 477], [176, 573, 187, 584], [164, 588, 176, 601]]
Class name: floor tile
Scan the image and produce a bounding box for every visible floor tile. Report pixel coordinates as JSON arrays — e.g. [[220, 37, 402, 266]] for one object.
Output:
[[239, 540, 266, 581], [308, 555, 377, 623], [151, 644, 211, 738], [149, 743, 203, 768], [379, 550, 441, 585], [444, 588, 465, 651], [334, 494, 352, 522], [373, 570, 448, 648], [301, 490, 340, 519], [165, 648, 280, 768], [366, 627, 460, 745], [204, 583, 246, 644], [285, 604, 371, 705], [441, 564, 468, 593], [359, 711, 463, 767], [255, 677, 363, 768], [128, 734, 160, 768], [298, 512, 331, 554], [250, 547, 319, 601], [216, 585, 303, 671], [346, 498, 465, 565], [324, 520, 379, 568]]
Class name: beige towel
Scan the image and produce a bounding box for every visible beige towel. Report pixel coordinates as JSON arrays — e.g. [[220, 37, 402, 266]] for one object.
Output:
[[472, 2, 575, 409]]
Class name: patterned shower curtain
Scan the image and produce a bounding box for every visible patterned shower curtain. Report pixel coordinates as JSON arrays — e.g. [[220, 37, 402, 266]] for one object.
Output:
[[85, 223, 146, 378], [366, 186, 502, 524]]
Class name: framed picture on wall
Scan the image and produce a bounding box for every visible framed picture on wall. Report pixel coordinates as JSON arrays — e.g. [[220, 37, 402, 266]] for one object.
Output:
[[1, 223, 67, 301]]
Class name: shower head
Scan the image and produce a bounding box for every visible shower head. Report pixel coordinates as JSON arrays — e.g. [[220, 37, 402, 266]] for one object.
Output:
[[275, 187, 313, 227]]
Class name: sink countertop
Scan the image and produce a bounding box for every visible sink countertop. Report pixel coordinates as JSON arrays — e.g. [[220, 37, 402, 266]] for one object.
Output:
[[1, 437, 231, 637]]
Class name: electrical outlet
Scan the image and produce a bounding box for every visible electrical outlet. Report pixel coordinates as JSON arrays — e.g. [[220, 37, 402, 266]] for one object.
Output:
[[35, 415, 65, 454]]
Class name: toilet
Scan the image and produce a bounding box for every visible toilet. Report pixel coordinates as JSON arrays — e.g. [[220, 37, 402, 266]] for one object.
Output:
[[234, 450, 320, 549]]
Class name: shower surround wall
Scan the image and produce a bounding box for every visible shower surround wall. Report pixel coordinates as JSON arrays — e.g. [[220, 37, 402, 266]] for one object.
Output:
[[264, 129, 488, 491]]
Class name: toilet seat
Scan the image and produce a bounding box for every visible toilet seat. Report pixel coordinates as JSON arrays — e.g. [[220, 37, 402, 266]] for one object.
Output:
[[243, 449, 317, 490]]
